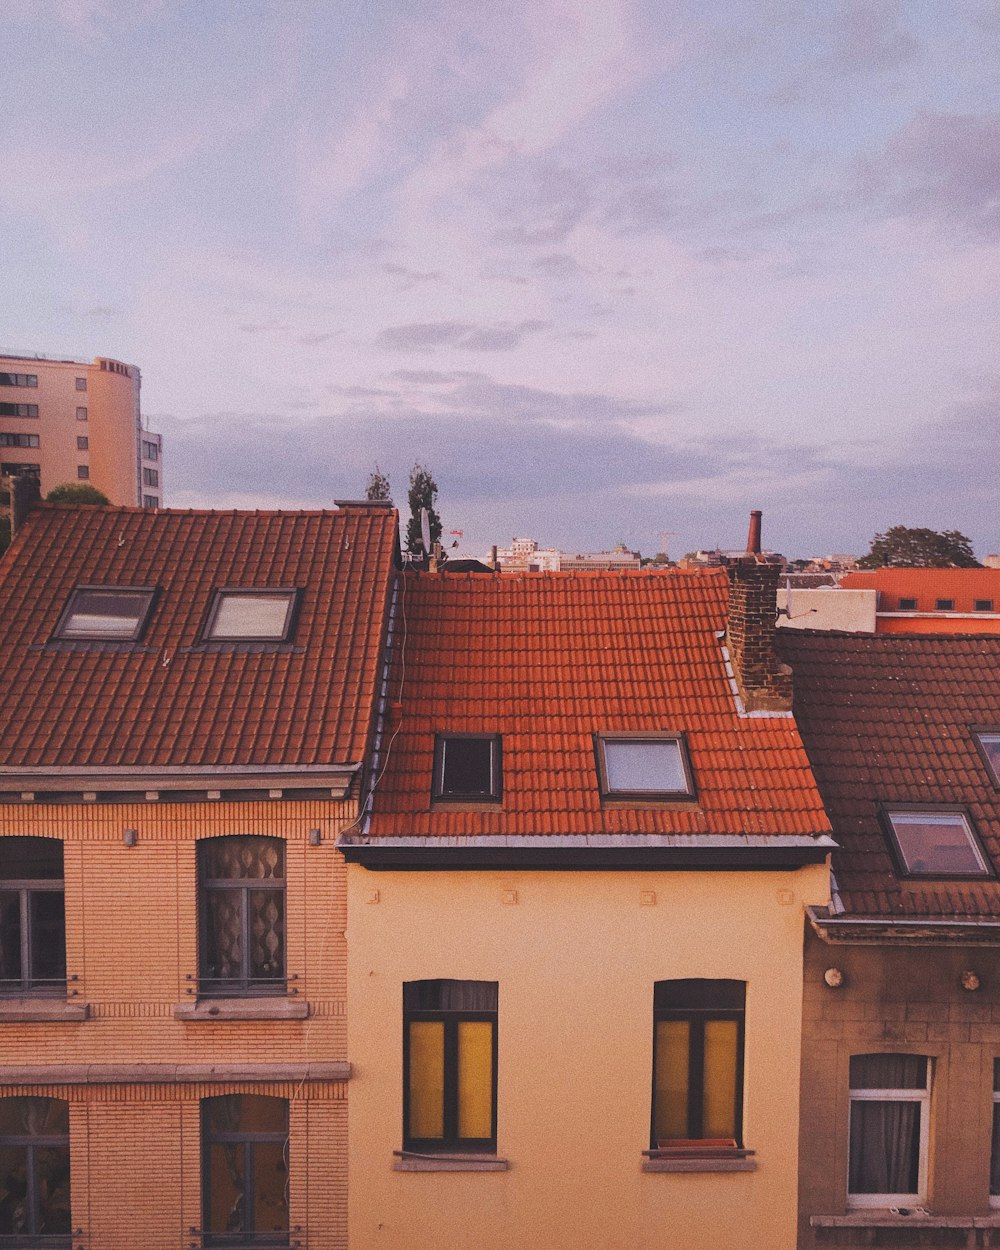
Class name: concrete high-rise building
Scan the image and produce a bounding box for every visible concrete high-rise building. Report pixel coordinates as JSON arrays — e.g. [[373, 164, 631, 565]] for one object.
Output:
[[0, 353, 162, 506]]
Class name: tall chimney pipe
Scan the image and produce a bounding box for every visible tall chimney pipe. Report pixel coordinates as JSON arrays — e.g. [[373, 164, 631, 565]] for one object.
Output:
[[746, 509, 762, 556]]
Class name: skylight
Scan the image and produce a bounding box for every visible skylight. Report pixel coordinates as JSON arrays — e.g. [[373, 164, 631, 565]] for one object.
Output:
[[55, 587, 156, 641], [977, 734, 1000, 787], [597, 735, 693, 798], [884, 809, 991, 877], [204, 590, 299, 641]]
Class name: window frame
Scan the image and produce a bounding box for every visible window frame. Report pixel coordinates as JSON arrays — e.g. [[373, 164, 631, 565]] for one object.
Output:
[[897, 598, 917, 610], [596, 732, 695, 802], [0, 373, 38, 388], [200, 1094, 289, 1247], [935, 598, 954, 611], [53, 585, 158, 643], [847, 1053, 930, 1209], [0, 838, 66, 997], [0, 403, 39, 418], [974, 731, 1000, 790], [0, 433, 40, 449], [0, 1096, 71, 1245], [650, 979, 746, 1150], [975, 599, 995, 613], [991, 1058, 1000, 1208], [201, 588, 301, 644], [402, 980, 499, 1154], [880, 803, 993, 880], [431, 734, 502, 803]]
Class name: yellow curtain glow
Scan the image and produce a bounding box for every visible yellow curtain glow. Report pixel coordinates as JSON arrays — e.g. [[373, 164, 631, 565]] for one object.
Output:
[[409, 1021, 444, 1139], [457, 1021, 493, 1139]]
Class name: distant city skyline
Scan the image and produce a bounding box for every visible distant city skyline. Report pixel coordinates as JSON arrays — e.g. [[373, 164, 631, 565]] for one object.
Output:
[[3, 0, 998, 558]]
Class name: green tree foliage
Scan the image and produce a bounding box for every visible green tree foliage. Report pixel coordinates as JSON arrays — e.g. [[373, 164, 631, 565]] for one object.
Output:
[[365, 465, 392, 503], [857, 526, 981, 568], [45, 483, 111, 505], [405, 463, 442, 554]]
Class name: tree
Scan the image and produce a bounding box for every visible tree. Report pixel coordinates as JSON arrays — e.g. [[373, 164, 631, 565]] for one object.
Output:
[[365, 465, 392, 503], [857, 526, 981, 569], [46, 483, 111, 505], [405, 463, 442, 555]]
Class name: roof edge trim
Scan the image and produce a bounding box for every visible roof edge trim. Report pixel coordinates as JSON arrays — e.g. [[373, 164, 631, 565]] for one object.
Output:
[[808, 906, 1000, 946]]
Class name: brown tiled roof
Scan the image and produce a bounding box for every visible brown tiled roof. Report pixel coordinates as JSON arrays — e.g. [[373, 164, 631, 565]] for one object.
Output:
[[0, 504, 397, 768], [777, 630, 1000, 917], [366, 570, 830, 840]]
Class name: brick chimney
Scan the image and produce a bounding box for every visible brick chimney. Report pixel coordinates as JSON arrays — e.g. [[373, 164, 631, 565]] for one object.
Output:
[[725, 511, 792, 712], [10, 473, 41, 536]]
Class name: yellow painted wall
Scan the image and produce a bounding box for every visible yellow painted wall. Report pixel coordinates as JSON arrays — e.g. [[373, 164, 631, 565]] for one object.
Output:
[[346, 862, 829, 1250]]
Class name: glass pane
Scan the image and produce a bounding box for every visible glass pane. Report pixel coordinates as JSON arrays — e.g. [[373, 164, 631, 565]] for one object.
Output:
[[980, 735, 1000, 784], [202, 838, 284, 882], [209, 594, 292, 639], [35, 1145, 71, 1234], [849, 1099, 921, 1194], [29, 892, 66, 984], [203, 890, 243, 985], [702, 1019, 738, 1139], [61, 589, 150, 638], [654, 979, 745, 1011], [0, 1144, 28, 1234], [1, 837, 63, 880], [248, 890, 285, 983], [207, 1141, 246, 1233], [850, 1054, 928, 1090], [654, 1020, 690, 1140], [0, 892, 22, 984], [404, 980, 498, 1011], [236, 1095, 287, 1137], [440, 739, 494, 796], [457, 1021, 493, 1139], [408, 1021, 445, 1139], [604, 740, 688, 793], [251, 1141, 289, 1235], [888, 811, 987, 875]]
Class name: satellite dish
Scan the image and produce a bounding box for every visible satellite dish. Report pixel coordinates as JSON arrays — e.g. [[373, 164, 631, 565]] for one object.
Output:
[[420, 507, 432, 554]]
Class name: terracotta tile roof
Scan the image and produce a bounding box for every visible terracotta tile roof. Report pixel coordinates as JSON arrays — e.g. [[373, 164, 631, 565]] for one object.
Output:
[[0, 504, 397, 768], [777, 630, 1000, 917], [367, 570, 830, 840]]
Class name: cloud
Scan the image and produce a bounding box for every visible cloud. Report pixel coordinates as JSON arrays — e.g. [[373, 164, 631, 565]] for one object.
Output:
[[375, 319, 549, 351]]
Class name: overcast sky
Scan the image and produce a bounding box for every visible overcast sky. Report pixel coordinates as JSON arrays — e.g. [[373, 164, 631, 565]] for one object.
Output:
[[3, 0, 999, 559]]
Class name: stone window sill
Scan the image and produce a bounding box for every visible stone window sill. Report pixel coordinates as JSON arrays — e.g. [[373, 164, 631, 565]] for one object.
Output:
[[174, 997, 309, 1021], [0, 998, 89, 1023], [642, 1148, 756, 1173], [812, 1213, 1000, 1229], [393, 1152, 509, 1172]]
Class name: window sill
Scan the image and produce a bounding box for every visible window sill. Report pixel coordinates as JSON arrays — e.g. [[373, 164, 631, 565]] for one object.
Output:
[[642, 1148, 756, 1173], [0, 998, 89, 1023], [174, 998, 309, 1021], [812, 1214, 1000, 1229], [393, 1151, 509, 1172]]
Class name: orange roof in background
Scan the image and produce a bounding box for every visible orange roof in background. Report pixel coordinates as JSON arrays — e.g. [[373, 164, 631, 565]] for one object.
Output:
[[841, 568, 1000, 628], [0, 504, 397, 768], [366, 569, 831, 840]]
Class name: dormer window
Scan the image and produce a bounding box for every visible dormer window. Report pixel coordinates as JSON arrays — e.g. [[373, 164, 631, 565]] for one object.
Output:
[[203, 589, 300, 642], [433, 735, 501, 802], [597, 734, 694, 799], [883, 808, 992, 878], [55, 586, 156, 641]]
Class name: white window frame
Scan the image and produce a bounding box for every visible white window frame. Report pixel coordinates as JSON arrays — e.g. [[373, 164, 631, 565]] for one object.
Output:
[[847, 1058, 930, 1209]]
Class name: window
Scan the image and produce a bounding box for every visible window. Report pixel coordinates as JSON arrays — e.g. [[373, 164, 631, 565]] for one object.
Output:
[[0, 433, 39, 448], [74, 378, 86, 392], [651, 979, 745, 1148], [0, 463, 40, 479], [0, 1097, 71, 1244], [897, 598, 917, 610], [76, 436, 88, 451], [849, 1054, 929, 1206], [76, 465, 89, 480], [991, 1060, 1000, 1207], [202, 590, 300, 643], [883, 808, 991, 877], [201, 1094, 288, 1247], [975, 599, 994, 612], [0, 404, 39, 418], [935, 598, 954, 611], [142, 467, 158, 487], [404, 980, 498, 1153], [0, 373, 37, 388], [142, 439, 159, 460], [978, 734, 1000, 787], [0, 838, 66, 994], [54, 586, 156, 641], [597, 733, 694, 799], [198, 837, 285, 997], [142, 495, 159, 509], [432, 735, 501, 802], [75, 407, 87, 421]]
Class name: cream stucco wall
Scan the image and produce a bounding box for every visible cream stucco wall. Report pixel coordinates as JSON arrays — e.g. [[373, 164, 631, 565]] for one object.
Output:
[[347, 862, 829, 1250], [776, 588, 877, 633]]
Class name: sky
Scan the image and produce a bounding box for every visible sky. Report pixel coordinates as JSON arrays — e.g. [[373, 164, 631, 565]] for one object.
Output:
[[2, 0, 999, 560]]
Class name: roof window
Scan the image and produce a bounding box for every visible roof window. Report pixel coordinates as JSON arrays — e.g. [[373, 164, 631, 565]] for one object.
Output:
[[203, 589, 300, 642], [55, 586, 156, 641], [976, 733, 1000, 787], [883, 808, 991, 878], [433, 734, 501, 802], [597, 734, 694, 799]]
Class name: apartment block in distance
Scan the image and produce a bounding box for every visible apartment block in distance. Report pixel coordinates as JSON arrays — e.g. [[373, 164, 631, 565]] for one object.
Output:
[[0, 353, 163, 506]]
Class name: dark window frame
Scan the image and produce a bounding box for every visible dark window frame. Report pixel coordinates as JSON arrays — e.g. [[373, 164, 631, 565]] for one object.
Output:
[[201, 589, 301, 644], [897, 598, 917, 610], [0, 433, 40, 449], [975, 599, 994, 612], [53, 585, 158, 643], [200, 1094, 289, 1248], [650, 979, 745, 1149], [0, 1096, 71, 1245], [197, 836, 287, 998], [0, 373, 38, 388], [0, 838, 66, 996], [879, 802, 994, 880], [973, 730, 1000, 791], [0, 463, 40, 479], [402, 981, 499, 1153], [595, 732, 695, 801], [0, 404, 39, 418], [142, 467, 158, 487], [431, 734, 502, 803], [935, 598, 954, 611]]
